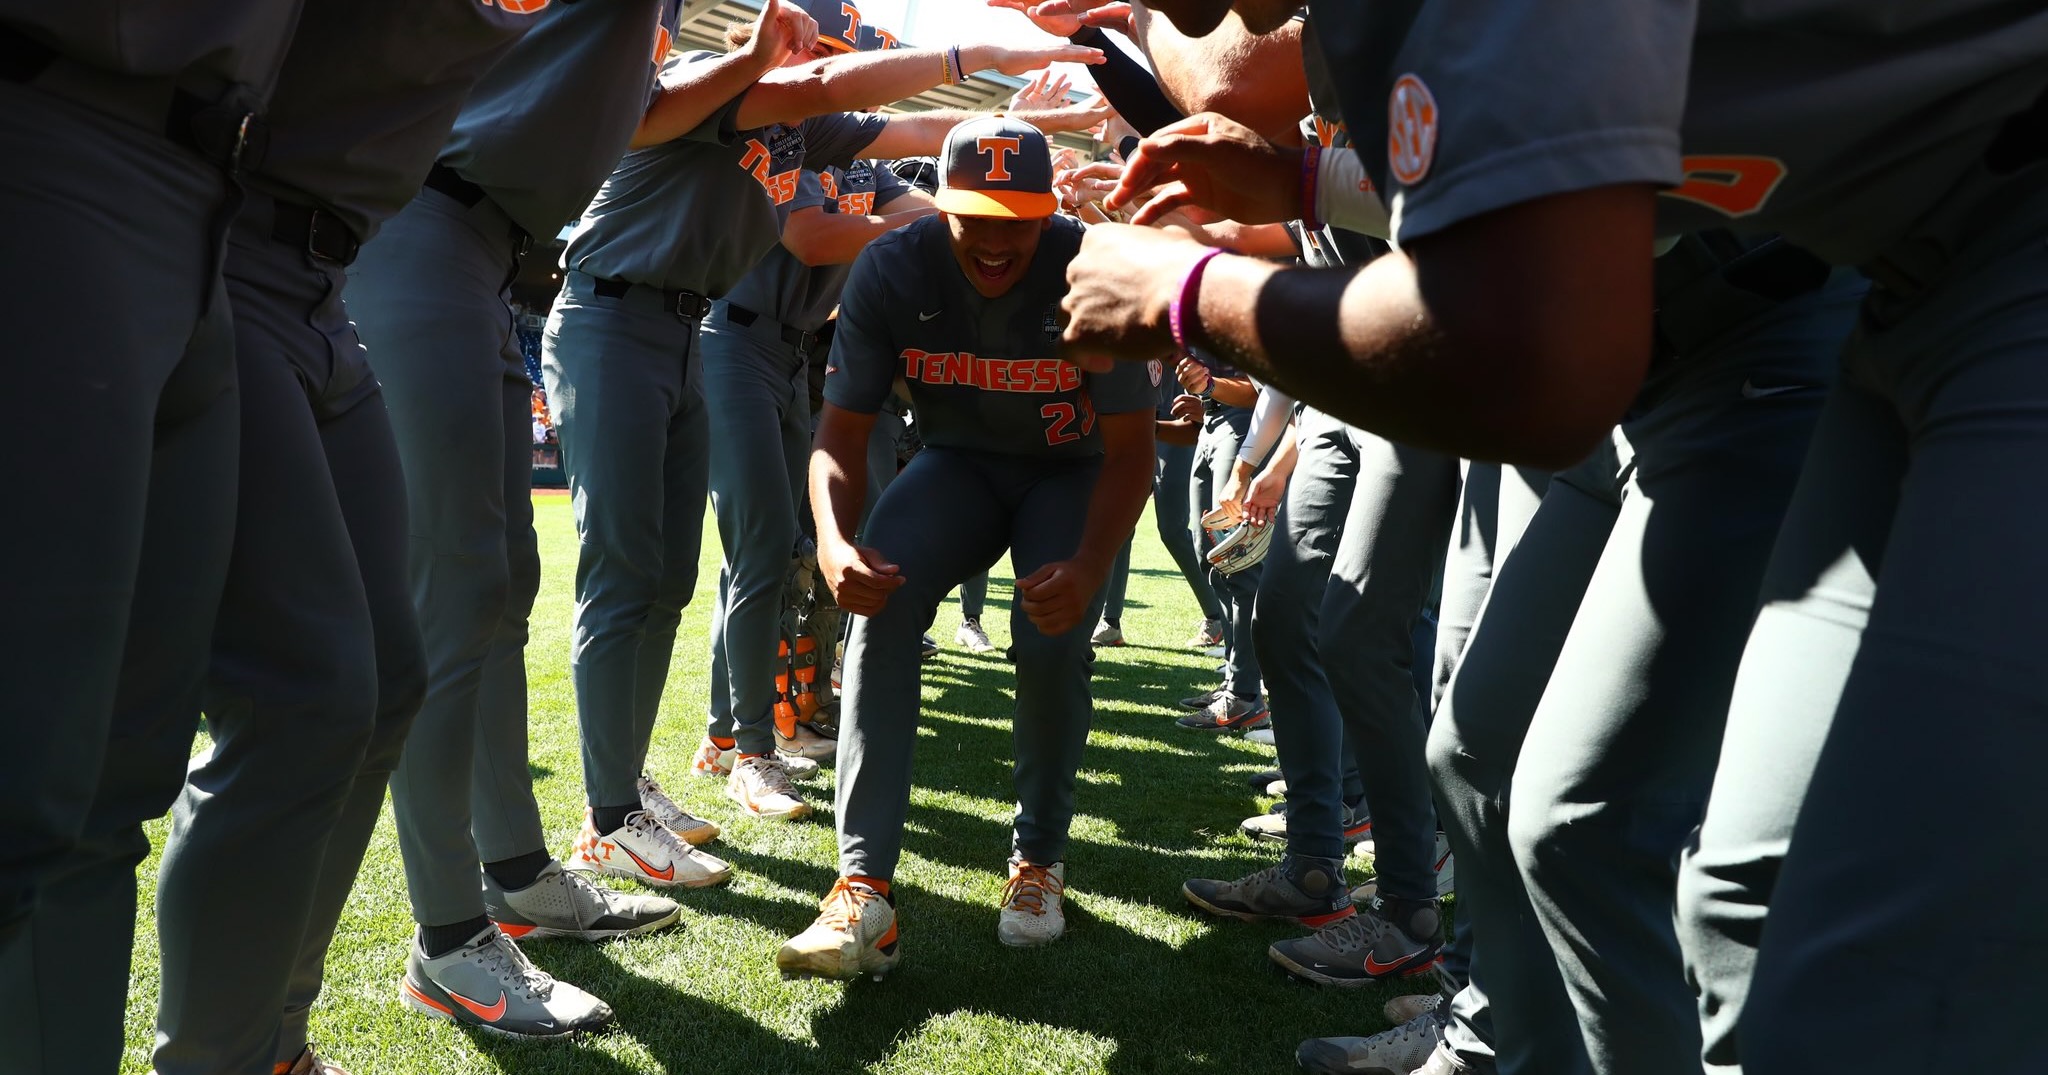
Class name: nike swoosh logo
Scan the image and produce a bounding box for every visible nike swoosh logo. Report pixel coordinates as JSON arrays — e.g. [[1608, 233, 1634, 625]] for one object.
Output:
[[1362, 953, 1411, 976], [448, 988, 509, 1022], [621, 843, 676, 883], [918, 311, 941, 321], [1740, 380, 1808, 399]]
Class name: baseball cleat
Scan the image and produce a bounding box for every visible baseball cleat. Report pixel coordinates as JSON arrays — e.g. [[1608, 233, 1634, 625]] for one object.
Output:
[[1245, 767, 1284, 790], [997, 858, 1067, 947], [570, 809, 731, 889], [1296, 1004, 1447, 1075], [637, 773, 719, 845], [777, 877, 901, 981], [691, 736, 735, 778], [1182, 855, 1353, 927], [1243, 802, 1374, 845], [777, 720, 838, 763], [1178, 686, 1226, 711], [1090, 620, 1125, 646], [1204, 644, 1228, 659], [1176, 693, 1270, 732], [1352, 832, 1457, 896], [483, 860, 680, 943], [1243, 726, 1277, 745], [399, 925, 612, 1037], [920, 633, 940, 660], [1268, 894, 1444, 987], [1186, 617, 1226, 648], [274, 1044, 350, 1075], [955, 617, 996, 653], [726, 753, 812, 820], [1384, 991, 1445, 1026]]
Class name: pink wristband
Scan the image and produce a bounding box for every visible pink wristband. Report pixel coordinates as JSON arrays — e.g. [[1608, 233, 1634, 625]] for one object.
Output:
[[1171, 247, 1226, 355], [1300, 144, 1323, 232]]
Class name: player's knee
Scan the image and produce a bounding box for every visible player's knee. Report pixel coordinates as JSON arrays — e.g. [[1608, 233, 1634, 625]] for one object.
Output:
[[1009, 623, 1085, 668]]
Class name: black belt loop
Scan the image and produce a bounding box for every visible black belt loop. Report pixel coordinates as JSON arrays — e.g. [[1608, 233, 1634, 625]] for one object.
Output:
[[424, 162, 488, 209], [725, 303, 818, 355], [272, 201, 361, 266], [592, 276, 709, 321]]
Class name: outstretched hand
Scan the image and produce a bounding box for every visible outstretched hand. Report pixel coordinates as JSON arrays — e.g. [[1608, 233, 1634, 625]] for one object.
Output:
[[743, 0, 819, 63], [1109, 112, 1305, 227]]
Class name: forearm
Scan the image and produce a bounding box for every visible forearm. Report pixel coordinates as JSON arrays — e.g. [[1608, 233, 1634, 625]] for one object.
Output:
[[1075, 438, 1156, 572], [632, 50, 777, 148], [1071, 26, 1182, 134], [1156, 417, 1201, 446], [808, 434, 870, 549], [743, 46, 998, 130], [1255, 428, 1298, 485], [787, 204, 939, 266], [1207, 375, 1255, 409]]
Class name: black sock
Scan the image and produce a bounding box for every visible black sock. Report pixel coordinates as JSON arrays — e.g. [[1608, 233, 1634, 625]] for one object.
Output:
[[1104, 616, 1121, 628], [592, 804, 637, 834], [420, 915, 493, 959], [483, 849, 553, 892]]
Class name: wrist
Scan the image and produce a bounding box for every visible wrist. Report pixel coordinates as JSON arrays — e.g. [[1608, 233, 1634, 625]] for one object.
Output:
[[1170, 247, 1227, 355], [959, 44, 993, 75]]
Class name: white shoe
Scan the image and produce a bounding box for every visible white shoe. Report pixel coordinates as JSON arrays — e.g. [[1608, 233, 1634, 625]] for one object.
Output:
[[1351, 832, 1456, 897], [726, 754, 812, 820], [483, 860, 681, 942], [691, 736, 734, 778], [775, 749, 822, 779], [997, 858, 1067, 947], [1203, 644, 1227, 659], [1090, 620, 1124, 646], [776, 877, 901, 981], [1244, 727, 1276, 746], [954, 617, 996, 653], [636, 774, 719, 845], [571, 809, 731, 888]]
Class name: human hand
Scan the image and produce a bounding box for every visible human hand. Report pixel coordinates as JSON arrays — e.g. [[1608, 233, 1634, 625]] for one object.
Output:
[[1012, 93, 1114, 135], [1170, 393, 1205, 424], [969, 42, 1107, 77], [1009, 68, 1074, 112], [1243, 468, 1287, 526], [1016, 557, 1108, 636], [742, 0, 819, 64], [818, 539, 904, 616], [1060, 224, 1213, 371], [1021, 0, 1136, 37], [1108, 112, 1305, 226], [1175, 355, 1212, 394]]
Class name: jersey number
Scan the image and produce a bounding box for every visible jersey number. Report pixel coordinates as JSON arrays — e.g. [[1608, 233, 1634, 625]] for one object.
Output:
[[1664, 155, 1787, 218], [1041, 399, 1096, 446]]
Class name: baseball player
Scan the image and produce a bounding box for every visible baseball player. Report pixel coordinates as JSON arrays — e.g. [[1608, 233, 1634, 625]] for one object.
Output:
[[0, 4, 295, 1070], [1170, 351, 1269, 730], [778, 116, 1156, 980], [139, 4, 579, 1070], [343, 0, 789, 1040], [696, 17, 938, 821], [1059, 1, 2048, 1071], [542, 6, 1104, 889]]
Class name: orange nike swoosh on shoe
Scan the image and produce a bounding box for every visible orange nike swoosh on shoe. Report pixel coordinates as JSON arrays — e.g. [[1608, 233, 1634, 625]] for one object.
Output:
[[1362, 953, 1411, 976], [622, 845, 676, 883], [448, 988, 509, 1022]]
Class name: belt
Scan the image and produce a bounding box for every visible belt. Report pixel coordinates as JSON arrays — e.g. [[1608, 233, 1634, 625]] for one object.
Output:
[[592, 275, 711, 320], [271, 200, 360, 266], [425, 162, 532, 256], [1653, 232, 1830, 364], [0, 23, 265, 175], [724, 303, 820, 355]]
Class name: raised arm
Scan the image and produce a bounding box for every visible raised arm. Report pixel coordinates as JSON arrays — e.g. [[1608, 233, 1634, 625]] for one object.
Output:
[[734, 41, 1105, 132]]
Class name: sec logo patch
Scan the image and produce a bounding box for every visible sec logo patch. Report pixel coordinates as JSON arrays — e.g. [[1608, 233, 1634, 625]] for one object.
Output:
[[1148, 358, 1163, 387], [1388, 74, 1438, 186]]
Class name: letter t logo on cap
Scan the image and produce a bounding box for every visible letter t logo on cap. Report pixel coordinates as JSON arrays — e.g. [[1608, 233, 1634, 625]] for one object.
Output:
[[978, 136, 1022, 181]]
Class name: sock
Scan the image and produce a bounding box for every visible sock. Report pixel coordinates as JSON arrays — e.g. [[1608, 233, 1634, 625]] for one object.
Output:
[[1104, 616, 1120, 628], [483, 849, 553, 891], [592, 804, 636, 834], [420, 915, 493, 959], [710, 735, 737, 750]]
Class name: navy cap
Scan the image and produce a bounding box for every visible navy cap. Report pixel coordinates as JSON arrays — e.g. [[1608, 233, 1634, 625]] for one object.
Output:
[[793, 0, 862, 53], [855, 20, 902, 51], [936, 115, 1057, 219]]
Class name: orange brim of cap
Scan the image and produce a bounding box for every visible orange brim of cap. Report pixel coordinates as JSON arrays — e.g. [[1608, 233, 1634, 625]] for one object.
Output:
[[817, 35, 857, 53], [934, 188, 1058, 219]]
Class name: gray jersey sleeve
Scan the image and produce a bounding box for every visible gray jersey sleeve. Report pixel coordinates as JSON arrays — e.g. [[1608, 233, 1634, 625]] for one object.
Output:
[[1087, 355, 1162, 417], [789, 168, 832, 215], [799, 111, 889, 173], [822, 242, 898, 415], [673, 52, 750, 145], [1372, 1, 1688, 244]]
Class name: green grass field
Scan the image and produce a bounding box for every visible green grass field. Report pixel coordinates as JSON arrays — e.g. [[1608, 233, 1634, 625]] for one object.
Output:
[[120, 495, 1429, 1074]]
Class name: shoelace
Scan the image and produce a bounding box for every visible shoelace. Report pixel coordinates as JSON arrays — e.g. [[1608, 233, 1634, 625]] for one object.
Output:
[[637, 776, 699, 826], [1229, 862, 1287, 894], [818, 878, 876, 934], [749, 756, 798, 797], [1308, 909, 1384, 957], [474, 931, 554, 1001], [1003, 863, 1064, 916], [628, 811, 692, 858], [558, 867, 619, 927]]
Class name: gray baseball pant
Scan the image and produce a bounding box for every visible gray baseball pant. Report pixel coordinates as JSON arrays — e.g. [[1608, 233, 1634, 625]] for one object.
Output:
[[701, 304, 812, 754], [0, 79, 239, 1075], [348, 188, 551, 929], [837, 449, 1105, 881], [1102, 440, 1222, 624], [1257, 413, 1457, 882], [544, 270, 709, 811], [1430, 271, 1859, 1075], [1698, 173, 2048, 1075], [152, 197, 426, 1075], [1191, 407, 1261, 700]]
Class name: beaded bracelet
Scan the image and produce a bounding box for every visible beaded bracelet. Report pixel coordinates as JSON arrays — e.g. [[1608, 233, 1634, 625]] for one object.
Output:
[[1299, 144, 1324, 233], [1171, 248, 1226, 355]]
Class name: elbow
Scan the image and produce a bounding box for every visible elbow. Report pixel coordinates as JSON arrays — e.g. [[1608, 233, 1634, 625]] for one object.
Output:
[[784, 234, 835, 267]]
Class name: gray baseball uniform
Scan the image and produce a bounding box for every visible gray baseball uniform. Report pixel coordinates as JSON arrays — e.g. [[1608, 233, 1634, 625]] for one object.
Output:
[[1187, 365, 1262, 704], [149, 4, 534, 1071], [824, 214, 1154, 881], [703, 161, 914, 755], [348, 0, 683, 931], [1310, 2, 2048, 1069], [0, 6, 297, 1071], [1101, 375, 1224, 627], [545, 58, 885, 812]]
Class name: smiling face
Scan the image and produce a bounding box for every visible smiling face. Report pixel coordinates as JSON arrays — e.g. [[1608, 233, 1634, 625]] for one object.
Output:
[[945, 213, 1051, 299]]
